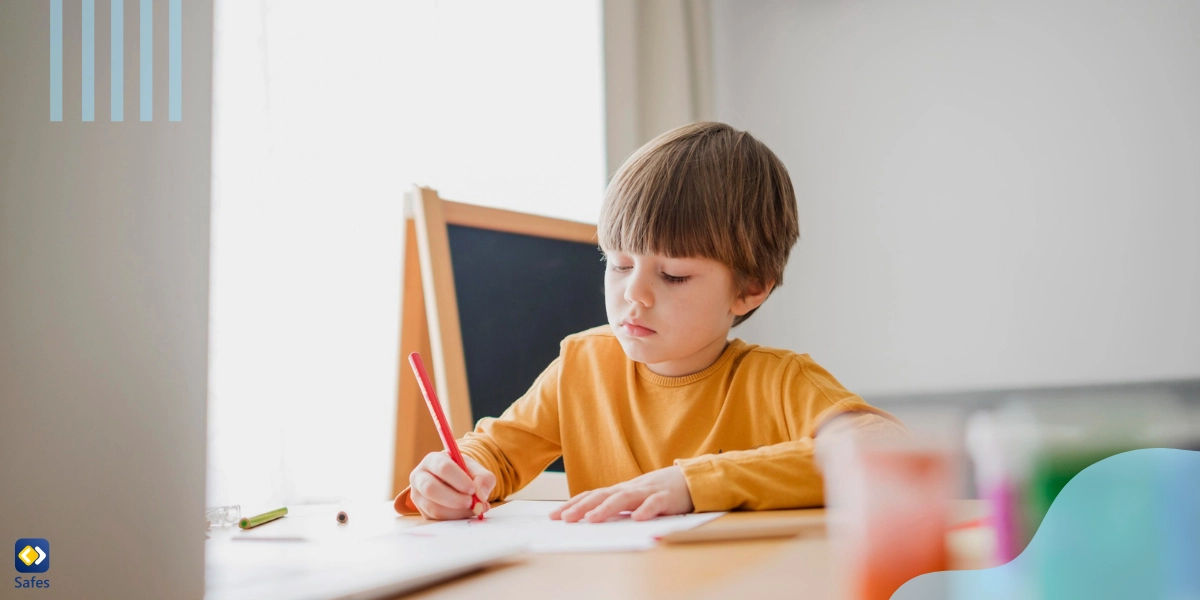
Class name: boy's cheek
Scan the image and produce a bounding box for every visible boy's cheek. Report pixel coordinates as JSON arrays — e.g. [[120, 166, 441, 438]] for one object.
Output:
[[603, 280, 622, 299]]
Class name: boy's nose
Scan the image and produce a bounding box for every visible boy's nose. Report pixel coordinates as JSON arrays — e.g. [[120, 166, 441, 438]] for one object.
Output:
[[623, 272, 655, 308]]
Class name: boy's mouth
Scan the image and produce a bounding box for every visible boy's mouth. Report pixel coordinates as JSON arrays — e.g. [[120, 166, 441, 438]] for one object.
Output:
[[619, 319, 656, 337]]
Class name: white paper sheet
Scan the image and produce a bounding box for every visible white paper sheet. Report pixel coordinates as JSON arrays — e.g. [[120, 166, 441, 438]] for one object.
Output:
[[406, 500, 725, 553]]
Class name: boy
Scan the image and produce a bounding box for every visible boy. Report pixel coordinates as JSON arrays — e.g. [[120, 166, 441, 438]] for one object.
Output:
[[395, 121, 903, 522]]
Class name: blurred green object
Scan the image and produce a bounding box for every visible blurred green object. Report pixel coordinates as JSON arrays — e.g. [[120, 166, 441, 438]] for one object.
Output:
[[238, 507, 288, 530], [1024, 447, 1129, 548]]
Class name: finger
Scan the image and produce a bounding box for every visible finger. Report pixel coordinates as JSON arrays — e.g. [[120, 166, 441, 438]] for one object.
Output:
[[585, 489, 643, 523], [411, 488, 474, 521], [630, 491, 670, 521], [409, 474, 480, 521], [459, 456, 495, 507], [548, 501, 569, 520], [561, 489, 615, 523], [426, 453, 476, 494], [549, 494, 586, 520], [472, 471, 497, 501], [408, 486, 429, 519], [463, 455, 489, 477], [548, 501, 570, 520], [412, 470, 476, 512], [422, 503, 473, 521], [557, 490, 591, 512], [556, 490, 604, 522], [465, 490, 489, 518]]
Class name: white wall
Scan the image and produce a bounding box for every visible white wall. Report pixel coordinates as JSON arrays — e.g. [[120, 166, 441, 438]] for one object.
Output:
[[713, 0, 1200, 396], [0, 1, 211, 597]]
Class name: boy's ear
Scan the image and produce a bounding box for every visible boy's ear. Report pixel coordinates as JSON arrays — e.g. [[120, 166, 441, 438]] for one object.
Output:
[[732, 280, 775, 316]]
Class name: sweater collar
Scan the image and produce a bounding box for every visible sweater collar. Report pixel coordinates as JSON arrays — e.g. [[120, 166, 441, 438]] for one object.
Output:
[[634, 338, 745, 387]]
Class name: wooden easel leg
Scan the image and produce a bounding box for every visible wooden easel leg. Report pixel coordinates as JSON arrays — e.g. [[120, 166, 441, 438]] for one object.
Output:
[[392, 216, 443, 498]]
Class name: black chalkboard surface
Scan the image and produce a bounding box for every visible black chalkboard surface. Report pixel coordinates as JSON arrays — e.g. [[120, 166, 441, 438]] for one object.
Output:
[[447, 224, 608, 472]]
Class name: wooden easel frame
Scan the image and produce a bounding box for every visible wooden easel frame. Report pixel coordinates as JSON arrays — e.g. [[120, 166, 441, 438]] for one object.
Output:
[[391, 186, 597, 496]]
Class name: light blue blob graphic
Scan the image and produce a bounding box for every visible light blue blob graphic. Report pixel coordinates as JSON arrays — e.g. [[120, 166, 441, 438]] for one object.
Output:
[[82, 0, 95, 121], [51, 0, 62, 121], [111, 0, 123, 121], [1158, 449, 1200, 599], [140, 0, 152, 121], [169, 0, 181, 121], [893, 449, 1200, 600]]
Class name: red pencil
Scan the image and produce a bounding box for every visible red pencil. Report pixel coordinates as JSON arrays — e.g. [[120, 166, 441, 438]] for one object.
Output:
[[408, 352, 486, 519]]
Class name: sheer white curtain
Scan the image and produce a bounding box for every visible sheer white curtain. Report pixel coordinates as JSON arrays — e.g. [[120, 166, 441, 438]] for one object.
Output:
[[208, 0, 605, 507], [604, 0, 715, 176]]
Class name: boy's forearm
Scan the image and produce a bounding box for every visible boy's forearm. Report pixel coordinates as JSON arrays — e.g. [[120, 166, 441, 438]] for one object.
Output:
[[676, 439, 825, 511], [677, 412, 907, 512]]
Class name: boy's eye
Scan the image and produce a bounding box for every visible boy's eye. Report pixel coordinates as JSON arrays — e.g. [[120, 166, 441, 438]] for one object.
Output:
[[609, 264, 632, 272], [662, 273, 690, 284]]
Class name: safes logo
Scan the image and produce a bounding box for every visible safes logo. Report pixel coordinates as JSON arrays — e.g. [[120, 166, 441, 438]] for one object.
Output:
[[14, 540, 48, 574], [50, 0, 183, 122], [14, 539, 50, 590]]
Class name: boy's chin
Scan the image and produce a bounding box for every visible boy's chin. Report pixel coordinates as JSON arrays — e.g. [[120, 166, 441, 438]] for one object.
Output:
[[615, 337, 659, 364]]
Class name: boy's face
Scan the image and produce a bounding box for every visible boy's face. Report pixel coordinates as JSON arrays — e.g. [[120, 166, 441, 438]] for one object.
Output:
[[602, 249, 767, 377]]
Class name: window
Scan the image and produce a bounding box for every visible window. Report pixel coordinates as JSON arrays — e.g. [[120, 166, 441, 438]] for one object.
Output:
[[208, 0, 605, 506]]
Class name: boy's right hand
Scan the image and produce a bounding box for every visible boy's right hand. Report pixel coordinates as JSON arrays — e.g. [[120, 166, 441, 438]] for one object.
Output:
[[409, 452, 496, 520]]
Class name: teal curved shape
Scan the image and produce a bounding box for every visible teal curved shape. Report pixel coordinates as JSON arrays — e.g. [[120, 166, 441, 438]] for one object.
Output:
[[893, 448, 1200, 600]]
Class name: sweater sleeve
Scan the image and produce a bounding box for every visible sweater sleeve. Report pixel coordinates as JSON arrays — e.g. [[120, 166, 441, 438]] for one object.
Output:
[[394, 357, 564, 515], [674, 358, 905, 512]]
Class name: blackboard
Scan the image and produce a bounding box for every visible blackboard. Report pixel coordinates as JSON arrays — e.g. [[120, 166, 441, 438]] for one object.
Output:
[[393, 187, 608, 490], [447, 224, 608, 472]]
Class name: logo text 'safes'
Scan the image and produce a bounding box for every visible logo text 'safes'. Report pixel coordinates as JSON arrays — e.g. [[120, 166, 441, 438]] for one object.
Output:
[[14, 538, 50, 590]]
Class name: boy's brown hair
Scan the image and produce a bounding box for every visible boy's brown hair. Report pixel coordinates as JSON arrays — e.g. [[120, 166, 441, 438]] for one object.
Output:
[[598, 121, 800, 326]]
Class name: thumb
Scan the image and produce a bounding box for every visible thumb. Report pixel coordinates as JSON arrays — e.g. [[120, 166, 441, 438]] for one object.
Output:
[[475, 471, 496, 498], [463, 455, 489, 478], [462, 456, 495, 497]]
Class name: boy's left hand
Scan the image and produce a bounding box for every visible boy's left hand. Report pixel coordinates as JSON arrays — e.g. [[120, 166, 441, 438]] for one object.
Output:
[[550, 465, 694, 523]]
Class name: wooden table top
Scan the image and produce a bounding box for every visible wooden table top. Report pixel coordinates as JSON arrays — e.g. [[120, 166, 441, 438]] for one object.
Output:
[[403, 500, 992, 600], [403, 507, 836, 600]]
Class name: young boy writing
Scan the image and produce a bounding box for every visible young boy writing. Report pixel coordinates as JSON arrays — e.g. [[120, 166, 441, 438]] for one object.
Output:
[[395, 121, 904, 522]]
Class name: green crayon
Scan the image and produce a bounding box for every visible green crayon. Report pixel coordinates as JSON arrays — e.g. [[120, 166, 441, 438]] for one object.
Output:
[[238, 507, 288, 529]]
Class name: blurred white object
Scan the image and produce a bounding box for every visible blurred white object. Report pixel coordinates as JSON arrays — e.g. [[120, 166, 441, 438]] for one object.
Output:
[[206, 505, 242, 529]]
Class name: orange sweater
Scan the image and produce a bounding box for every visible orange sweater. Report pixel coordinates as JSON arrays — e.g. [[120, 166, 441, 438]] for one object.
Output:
[[395, 325, 903, 514]]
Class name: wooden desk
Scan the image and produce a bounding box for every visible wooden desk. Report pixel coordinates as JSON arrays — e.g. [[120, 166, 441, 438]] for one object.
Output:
[[403, 502, 991, 600], [401, 508, 833, 600]]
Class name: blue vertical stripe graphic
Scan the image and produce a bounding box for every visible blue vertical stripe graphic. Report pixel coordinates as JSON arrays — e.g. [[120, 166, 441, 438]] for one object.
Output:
[[51, 0, 62, 121], [140, 0, 152, 121], [112, 0, 124, 121], [169, 0, 181, 121], [82, 0, 95, 121]]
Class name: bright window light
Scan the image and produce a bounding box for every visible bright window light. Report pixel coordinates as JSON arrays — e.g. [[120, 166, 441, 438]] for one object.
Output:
[[208, 0, 605, 507]]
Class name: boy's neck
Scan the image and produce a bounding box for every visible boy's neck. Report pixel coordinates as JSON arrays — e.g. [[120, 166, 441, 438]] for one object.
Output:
[[642, 337, 732, 378]]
